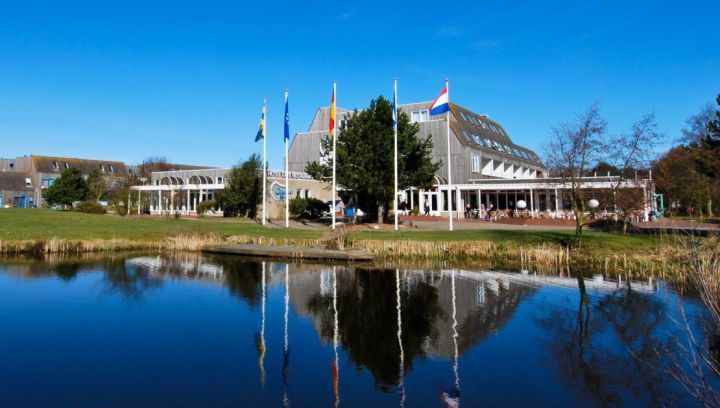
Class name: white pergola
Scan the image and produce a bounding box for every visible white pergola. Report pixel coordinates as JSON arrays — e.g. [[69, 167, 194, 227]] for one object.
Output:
[[407, 176, 654, 219]]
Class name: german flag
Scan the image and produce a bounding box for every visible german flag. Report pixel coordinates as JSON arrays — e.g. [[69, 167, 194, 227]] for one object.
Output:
[[329, 85, 336, 134]]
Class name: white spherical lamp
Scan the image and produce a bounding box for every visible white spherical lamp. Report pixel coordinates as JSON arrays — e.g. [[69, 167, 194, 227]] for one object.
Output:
[[516, 200, 527, 209], [588, 199, 600, 209]]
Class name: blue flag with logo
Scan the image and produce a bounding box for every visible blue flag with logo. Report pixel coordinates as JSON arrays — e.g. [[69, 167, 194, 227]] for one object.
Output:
[[284, 93, 290, 142]]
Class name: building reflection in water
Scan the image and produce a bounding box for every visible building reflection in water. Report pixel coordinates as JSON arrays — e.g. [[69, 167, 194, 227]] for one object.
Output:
[[2, 253, 676, 406]]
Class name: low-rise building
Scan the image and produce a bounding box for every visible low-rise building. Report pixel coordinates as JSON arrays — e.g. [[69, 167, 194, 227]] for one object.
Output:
[[0, 155, 129, 207], [0, 172, 35, 208], [130, 167, 332, 218]]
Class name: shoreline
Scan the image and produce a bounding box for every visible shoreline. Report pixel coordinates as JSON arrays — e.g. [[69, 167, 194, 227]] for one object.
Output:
[[0, 234, 687, 280]]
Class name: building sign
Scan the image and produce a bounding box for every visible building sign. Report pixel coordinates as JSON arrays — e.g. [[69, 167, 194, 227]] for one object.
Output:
[[270, 182, 287, 201], [266, 170, 314, 180]]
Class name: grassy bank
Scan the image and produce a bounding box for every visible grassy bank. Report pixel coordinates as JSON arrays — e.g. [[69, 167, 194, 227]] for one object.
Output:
[[0, 209, 322, 241], [349, 229, 667, 256], [0, 209, 687, 278]]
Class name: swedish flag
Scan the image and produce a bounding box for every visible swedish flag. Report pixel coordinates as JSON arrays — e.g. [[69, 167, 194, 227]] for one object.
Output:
[[255, 101, 266, 142]]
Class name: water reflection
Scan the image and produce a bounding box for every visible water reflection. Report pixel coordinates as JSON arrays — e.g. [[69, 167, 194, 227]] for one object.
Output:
[[0, 254, 708, 407]]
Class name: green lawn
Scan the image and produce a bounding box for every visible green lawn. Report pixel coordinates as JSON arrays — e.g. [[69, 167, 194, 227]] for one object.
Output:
[[0, 209, 668, 255], [349, 228, 666, 253], [0, 209, 323, 241]]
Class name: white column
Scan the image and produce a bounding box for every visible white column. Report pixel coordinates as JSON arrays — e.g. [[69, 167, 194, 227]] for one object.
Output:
[[456, 187, 462, 219], [409, 188, 414, 211], [158, 190, 162, 212], [187, 189, 191, 214], [419, 189, 425, 214], [438, 188, 445, 216], [137, 190, 141, 215], [529, 188, 534, 217], [554, 189, 559, 213]]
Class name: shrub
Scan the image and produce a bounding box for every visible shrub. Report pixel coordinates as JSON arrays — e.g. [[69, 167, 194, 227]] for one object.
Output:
[[196, 200, 216, 217], [74, 200, 107, 214], [290, 197, 327, 220]]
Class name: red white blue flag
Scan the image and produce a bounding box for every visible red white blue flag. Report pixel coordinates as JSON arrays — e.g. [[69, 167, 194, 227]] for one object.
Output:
[[429, 83, 450, 116]]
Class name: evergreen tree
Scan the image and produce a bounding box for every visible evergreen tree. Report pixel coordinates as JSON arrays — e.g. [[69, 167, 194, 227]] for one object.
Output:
[[306, 96, 439, 222], [216, 154, 262, 218], [44, 167, 91, 207]]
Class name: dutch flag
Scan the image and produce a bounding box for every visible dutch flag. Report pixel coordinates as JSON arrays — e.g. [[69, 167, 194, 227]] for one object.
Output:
[[429, 82, 450, 116]]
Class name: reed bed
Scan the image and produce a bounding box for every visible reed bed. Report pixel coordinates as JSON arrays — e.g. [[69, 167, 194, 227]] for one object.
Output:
[[0, 233, 692, 282], [0, 234, 325, 256]]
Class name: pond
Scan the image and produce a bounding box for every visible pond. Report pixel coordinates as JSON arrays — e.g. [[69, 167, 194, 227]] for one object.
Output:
[[0, 254, 712, 407]]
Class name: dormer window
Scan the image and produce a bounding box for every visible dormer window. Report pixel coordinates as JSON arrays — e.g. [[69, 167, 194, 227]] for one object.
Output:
[[109, 165, 114, 173], [100, 164, 105, 172], [411, 110, 429, 123], [53, 161, 59, 170], [64, 163, 69, 169]]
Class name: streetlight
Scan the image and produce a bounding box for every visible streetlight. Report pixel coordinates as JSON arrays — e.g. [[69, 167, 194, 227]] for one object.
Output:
[[588, 199, 599, 220]]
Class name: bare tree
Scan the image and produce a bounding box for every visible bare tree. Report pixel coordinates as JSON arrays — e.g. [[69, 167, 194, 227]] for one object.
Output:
[[657, 235, 720, 407], [138, 156, 170, 180], [680, 102, 716, 146], [544, 103, 607, 247], [605, 113, 661, 232]]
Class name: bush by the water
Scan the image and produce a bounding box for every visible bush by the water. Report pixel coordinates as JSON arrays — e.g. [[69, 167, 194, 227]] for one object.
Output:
[[74, 201, 107, 214], [196, 200, 216, 217], [290, 197, 327, 220]]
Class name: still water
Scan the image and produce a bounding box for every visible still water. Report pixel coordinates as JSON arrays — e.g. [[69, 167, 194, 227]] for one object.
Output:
[[0, 254, 710, 407]]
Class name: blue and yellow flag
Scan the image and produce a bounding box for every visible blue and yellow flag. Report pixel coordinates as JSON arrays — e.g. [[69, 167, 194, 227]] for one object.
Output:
[[256, 100, 266, 142]]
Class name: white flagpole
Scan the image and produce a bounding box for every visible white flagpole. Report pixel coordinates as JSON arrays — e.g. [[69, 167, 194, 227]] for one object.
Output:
[[262, 97, 267, 226], [285, 89, 290, 229], [332, 81, 337, 230], [393, 78, 399, 231], [446, 79, 453, 231]]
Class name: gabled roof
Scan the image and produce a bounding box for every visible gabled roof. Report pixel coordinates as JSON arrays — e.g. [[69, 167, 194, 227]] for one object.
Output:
[[448, 103, 543, 166], [0, 172, 32, 191], [31, 155, 128, 176]]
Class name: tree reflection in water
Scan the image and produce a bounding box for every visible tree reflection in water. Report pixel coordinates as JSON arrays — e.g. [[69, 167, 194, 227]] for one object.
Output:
[[104, 259, 163, 299], [209, 257, 263, 306], [307, 268, 442, 391], [536, 274, 672, 406]]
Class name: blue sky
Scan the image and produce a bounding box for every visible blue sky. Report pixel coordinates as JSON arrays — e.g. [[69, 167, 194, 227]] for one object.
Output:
[[1, 0, 718, 169]]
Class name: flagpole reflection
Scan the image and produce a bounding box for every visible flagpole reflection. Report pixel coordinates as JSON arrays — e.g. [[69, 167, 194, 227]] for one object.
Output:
[[441, 269, 461, 407], [396, 269, 406, 408], [283, 263, 291, 407], [332, 266, 340, 407], [255, 261, 267, 387]]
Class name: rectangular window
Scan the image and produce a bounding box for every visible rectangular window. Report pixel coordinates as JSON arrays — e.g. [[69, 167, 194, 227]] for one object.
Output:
[[217, 177, 223, 184], [471, 155, 480, 173], [411, 110, 430, 123], [42, 178, 54, 187]]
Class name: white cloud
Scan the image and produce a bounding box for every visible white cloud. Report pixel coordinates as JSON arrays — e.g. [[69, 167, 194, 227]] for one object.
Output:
[[435, 26, 464, 37]]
